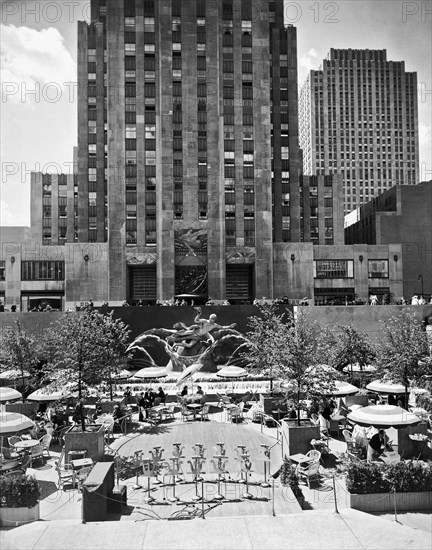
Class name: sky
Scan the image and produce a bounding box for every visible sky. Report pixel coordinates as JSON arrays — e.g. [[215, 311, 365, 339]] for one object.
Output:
[[0, 0, 431, 226]]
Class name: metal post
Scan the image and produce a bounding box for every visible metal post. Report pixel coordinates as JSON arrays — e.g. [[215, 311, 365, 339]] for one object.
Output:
[[393, 488, 398, 523], [332, 476, 339, 514], [201, 480, 205, 519], [272, 477, 275, 517]]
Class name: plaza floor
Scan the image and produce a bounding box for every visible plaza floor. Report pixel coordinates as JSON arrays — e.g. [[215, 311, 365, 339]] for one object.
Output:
[[1, 409, 431, 550]]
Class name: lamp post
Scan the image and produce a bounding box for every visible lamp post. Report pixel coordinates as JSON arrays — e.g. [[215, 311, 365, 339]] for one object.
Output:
[[418, 274, 424, 297]]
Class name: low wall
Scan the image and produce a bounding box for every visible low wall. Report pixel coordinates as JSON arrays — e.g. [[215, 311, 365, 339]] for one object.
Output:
[[1, 305, 430, 344]]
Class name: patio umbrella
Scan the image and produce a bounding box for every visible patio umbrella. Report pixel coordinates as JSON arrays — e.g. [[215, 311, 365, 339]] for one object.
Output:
[[0, 411, 35, 457], [132, 367, 169, 380], [216, 366, 248, 393], [366, 380, 405, 394], [347, 404, 420, 429], [0, 388, 22, 404], [327, 380, 359, 397], [343, 364, 376, 374], [27, 388, 71, 402]]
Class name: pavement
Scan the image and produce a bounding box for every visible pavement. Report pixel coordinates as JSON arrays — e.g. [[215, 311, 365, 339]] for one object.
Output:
[[1, 411, 431, 550]]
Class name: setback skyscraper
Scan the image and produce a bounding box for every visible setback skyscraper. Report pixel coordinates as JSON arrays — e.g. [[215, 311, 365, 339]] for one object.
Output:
[[299, 49, 419, 214]]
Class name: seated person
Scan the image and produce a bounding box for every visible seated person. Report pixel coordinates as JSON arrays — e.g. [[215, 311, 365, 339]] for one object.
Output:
[[181, 386, 188, 398], [287, 404, 297, 419], [367, 429, 390, 461], [352, 423, 368, 449]]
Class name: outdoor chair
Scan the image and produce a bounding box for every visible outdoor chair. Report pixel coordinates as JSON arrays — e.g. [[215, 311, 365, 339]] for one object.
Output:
[[197, 404, 210, 422], [347, 451, 365, 464], [229, 402, 245, 423], [40, 434, 52, 458], [2, 469, 25, 480], [148, 408, 162, 426], [180, 405, 194, 422], [19, 454, 32, 473], [165, 404, 176, 420], [310, 413, 320, 427], [30, 442, 44, 467], [55, 460, 75, 489], [8, 435, 22, 446], [297, 460, 320, 488], [306, 449, 321, 463], [76, 465, 94, 492]]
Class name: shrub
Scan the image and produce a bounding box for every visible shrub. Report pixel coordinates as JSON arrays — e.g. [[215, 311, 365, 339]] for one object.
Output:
[[384, 462, 432, 493], [346, 462, 391, 494], [279, 457, 303, 498], [346, 461, 432, 494], [0, 474, 41, 508]]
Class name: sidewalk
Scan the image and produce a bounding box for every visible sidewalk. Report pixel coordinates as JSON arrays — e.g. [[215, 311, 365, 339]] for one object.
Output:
[[1, 509, 431, 550]]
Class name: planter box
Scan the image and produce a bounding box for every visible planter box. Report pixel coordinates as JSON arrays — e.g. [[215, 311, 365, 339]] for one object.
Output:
[[0, 503, 40, 527], [64, 424, 105, 464], [349, 491, 432, 513], [281, 420, 320, 456]]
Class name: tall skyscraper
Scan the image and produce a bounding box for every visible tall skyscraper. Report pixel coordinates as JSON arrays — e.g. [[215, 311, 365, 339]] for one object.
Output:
[[299, 49, 419, 214], [77, 0, 301, 304]]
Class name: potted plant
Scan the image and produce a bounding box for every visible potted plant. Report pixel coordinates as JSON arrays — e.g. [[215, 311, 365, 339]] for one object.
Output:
[[0, 474, 41, 527], [346, 461, 432, 512]]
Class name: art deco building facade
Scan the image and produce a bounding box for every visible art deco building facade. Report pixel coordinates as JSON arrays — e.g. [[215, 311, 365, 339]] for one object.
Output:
[[299, 49, 419, 214], [77, 0, 306, 305]]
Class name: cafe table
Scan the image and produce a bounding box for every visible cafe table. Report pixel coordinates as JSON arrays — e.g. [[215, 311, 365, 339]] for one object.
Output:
[[288, 453, 314, 465], [12, 440, 40, 453], [186, 403, 203, 420]]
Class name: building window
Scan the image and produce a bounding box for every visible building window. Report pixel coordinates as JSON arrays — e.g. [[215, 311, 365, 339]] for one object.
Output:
[[314, 260, 354, 279], [368, 260, 389, 278], [21, 261, 65, 281]]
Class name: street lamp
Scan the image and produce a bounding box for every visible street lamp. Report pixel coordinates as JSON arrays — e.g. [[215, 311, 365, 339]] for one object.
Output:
[[418, 274, 424, 297]]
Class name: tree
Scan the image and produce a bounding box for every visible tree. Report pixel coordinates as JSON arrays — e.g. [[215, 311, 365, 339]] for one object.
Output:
[[0, 321, 39, 390], [244, 304, 336, 423], [328, 325, 375, 374], [243, 303, 292, 393], [41, 310, 131, 431], [374, 311, 431, 406]]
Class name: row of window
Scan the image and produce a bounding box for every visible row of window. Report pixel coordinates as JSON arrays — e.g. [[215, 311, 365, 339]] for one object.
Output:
[[313, 259, 389, 279]]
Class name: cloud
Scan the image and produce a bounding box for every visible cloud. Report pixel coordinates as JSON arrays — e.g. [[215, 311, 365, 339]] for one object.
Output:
[[0, 24, 76, 103], [299, 48, 319, 72]]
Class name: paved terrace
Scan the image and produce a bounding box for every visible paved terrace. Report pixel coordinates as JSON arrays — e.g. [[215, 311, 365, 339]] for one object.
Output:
[[1, 409, 431, 550]]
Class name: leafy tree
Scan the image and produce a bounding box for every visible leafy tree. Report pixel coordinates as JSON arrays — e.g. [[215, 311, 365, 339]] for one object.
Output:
[[244, 304, 336, 423], [328, 325, 375, 374], [0, 321, 39, 390], [243, 303, 293, 393], [41, 310, 131, 431], [374, 311, 431, 406]]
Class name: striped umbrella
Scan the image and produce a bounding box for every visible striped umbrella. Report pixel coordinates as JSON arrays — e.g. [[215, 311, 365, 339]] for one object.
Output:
[[347, 404, 420, 429]]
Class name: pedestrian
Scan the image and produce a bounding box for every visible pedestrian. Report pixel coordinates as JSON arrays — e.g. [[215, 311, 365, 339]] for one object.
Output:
[[138, 392, 145, 422]]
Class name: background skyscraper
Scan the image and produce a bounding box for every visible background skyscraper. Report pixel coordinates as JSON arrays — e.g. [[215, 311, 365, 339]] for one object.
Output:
[[299, 49, 419, 214]]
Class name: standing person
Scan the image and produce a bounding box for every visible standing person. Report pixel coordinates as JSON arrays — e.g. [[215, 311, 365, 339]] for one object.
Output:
[[138, 392, 145, 422], [156, 387, 166, 405], [143, 387, 154, 418]]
